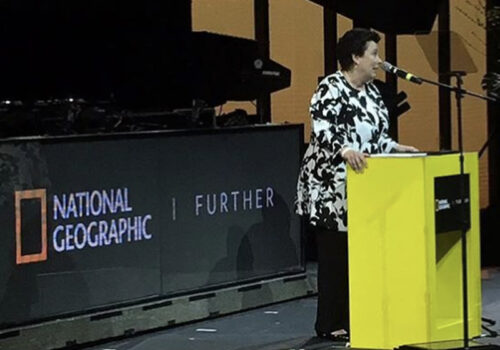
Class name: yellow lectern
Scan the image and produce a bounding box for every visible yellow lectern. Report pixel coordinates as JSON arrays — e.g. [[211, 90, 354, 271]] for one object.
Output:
[[347, 153, 482, 349]]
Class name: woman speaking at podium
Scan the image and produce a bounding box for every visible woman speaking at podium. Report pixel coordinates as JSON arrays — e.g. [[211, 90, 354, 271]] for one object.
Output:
[[295, 28, 417, 341]]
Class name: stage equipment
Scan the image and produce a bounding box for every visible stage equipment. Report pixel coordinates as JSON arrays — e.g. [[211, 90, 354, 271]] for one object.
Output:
[[308, 0, 443, 34], [347, 153, 481, 349], [0, 31, 290, 110], [355, 65, 499, 350], [190, 32, 291, 107], [0, 2, 291, 135], [0, 31, 291, 136]]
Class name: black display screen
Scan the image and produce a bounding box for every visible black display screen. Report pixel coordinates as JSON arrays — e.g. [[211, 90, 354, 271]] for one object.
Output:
[[0, 125, 304, 327]]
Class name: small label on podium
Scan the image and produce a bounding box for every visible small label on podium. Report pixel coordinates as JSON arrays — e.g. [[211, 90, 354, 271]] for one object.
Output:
[[434, 174, 471, 234]]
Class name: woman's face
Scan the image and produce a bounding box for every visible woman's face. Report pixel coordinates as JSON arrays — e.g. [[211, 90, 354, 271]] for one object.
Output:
[[353, 40, 382, 82]]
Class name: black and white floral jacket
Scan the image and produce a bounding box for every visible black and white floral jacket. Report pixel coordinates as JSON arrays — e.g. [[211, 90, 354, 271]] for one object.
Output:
[[295, 71, 397, 232]]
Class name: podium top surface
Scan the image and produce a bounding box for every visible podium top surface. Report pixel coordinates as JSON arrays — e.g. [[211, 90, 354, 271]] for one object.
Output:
[[369, 151, 463, 158]]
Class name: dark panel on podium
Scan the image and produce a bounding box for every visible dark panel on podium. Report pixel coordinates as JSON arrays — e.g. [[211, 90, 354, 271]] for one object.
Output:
[[434, 175, 471, 234]]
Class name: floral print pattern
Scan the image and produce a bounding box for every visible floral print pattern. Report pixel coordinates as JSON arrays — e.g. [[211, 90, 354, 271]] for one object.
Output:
[[295, 71, 397, 231]]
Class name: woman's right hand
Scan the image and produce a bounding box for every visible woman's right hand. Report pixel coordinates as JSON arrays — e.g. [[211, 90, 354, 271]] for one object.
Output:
[[342, 149, 368, 173]]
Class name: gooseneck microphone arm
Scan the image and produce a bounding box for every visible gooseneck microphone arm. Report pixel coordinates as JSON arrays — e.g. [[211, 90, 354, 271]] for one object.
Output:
[[380, 61, 496, 102], [420, 73, 496, 102]]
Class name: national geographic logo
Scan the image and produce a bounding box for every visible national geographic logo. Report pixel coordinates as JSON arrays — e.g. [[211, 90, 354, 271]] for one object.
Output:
[[15, 189, 48, 265], [14, 187, 153, 265]]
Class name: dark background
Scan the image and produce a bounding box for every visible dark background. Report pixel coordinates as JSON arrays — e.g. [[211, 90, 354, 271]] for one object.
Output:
[[0, 1, 193, 106]]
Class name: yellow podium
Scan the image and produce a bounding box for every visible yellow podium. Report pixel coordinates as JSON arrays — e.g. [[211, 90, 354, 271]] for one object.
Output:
[[347, 153, 482, 349]]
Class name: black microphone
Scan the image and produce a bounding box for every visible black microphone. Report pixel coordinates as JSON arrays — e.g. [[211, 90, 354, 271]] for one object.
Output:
[[380, 61, 423, 85]]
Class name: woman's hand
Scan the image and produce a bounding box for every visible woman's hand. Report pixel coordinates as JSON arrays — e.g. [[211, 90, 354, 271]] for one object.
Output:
[[394, 144, 419, 153], [342, 149, 369, 173]]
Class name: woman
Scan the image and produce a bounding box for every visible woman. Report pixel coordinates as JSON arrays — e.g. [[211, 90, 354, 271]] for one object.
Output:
[[296, 28, 417, 341]]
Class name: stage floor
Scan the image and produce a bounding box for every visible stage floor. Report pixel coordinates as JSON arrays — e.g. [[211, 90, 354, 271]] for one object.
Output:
[[85, 268, 500, 350]]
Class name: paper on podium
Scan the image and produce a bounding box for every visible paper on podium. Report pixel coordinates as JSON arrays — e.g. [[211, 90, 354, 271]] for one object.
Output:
[[369, 152, 427, 158]]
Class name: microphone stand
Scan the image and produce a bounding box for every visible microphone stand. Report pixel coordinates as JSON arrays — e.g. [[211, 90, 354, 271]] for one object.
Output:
[[400, 72, 498, 350], [478, 123, 498, 159]]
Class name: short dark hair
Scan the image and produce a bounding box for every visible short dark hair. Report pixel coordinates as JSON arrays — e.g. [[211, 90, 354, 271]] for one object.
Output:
[[337, 28, 381, 71]]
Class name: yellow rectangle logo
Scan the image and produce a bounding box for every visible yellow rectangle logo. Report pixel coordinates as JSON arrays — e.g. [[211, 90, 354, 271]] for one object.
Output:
[[15, 189, 47, 264]]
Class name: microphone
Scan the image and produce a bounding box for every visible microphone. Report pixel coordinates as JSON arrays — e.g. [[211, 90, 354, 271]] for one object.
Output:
[[380, 61, 423, 85]]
